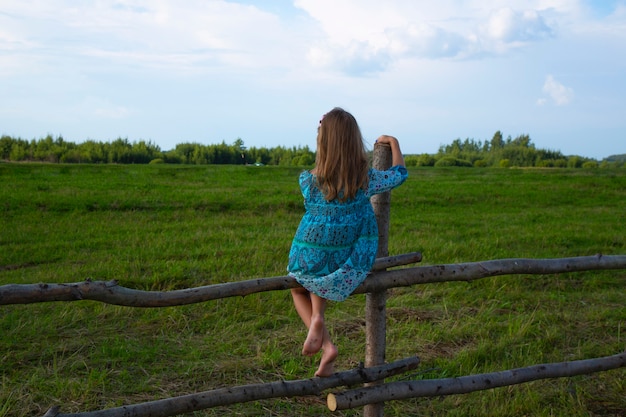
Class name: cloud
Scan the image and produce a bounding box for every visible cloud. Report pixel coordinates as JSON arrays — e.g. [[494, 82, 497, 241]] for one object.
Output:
[[0, 1, 301, 76], [295, 1, 558, 75], [538, 75, 574, 106], [0, 1, 607, 81], [387, 24, 472, 58], [307, 40, 390, 76], [305, 22, 473, 75], [484, 8, 554, 42]]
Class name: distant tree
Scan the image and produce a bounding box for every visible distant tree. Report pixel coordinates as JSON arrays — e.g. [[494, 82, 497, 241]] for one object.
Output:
[[296, 152, 314, 166], [79, 140, 107, 163], [192, 144, 208, 165], [568, 156, 583, 168], [10, 142, 27, 161], [511, 134, 533, 148], [61, 149, 83, 163], [554, 159, 568, 168], [414, 154, 435, 167], [163, 150, 183, 164], [247, 146, 272, 165], [108, 138, 133, 163], [474, 159, 487, 167], [404, 155, 419, 167], [434, 157, 472, 167], [232, 138, 247, 164], [0, 135, 13, 160], [174, 143, 196, 164], [491, 131, 504, 149]]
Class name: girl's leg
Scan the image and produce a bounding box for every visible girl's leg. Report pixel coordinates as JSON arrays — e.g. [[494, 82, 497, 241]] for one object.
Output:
[[290, 287, 338, 376], [316, 340, 338, 377], [290, 287, 312, 328], [290, 287, 321, 355], [310, 293, 338, 377], [303, 293, 327, 355], [291, 287, 325, 355]]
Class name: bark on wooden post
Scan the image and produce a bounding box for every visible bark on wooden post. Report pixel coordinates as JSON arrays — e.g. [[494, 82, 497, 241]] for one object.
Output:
[[365, 142, 392, 417]]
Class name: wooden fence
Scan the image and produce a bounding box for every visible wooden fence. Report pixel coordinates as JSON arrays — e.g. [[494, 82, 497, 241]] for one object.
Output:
[[3, 253, 625, 417], [2, 253, 624, 417], [2, 144, 625, 416]]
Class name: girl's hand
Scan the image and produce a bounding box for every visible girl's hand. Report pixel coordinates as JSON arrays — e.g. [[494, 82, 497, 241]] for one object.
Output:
[[375, 135, 398, 145], [375, 135, 405, 167]]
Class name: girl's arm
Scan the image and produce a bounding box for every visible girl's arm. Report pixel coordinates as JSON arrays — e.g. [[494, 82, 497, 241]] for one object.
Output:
[[376, 135, 405, 167]]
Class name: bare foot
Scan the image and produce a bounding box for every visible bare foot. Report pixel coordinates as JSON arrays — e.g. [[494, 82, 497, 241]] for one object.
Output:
[[314, 343, 338, 377], [302, 315, 324, 356]]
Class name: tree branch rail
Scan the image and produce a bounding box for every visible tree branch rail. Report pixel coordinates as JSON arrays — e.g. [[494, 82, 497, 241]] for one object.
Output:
[[327, 352, 626, 411], [3, 254, 625, 308], [42, 356, 421, 417], [1, 252, 421, 307]]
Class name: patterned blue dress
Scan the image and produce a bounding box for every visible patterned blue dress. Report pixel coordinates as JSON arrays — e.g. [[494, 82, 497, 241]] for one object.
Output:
[[287, 166, 408, 301]]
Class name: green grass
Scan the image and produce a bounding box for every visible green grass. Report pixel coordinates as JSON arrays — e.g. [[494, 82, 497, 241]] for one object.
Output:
[[1, 163, 625, 416]]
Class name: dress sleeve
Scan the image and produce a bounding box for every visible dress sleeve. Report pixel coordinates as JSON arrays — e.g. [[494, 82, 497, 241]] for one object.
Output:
[[298, 171, 313, 198], [367, 166, 408, 196]]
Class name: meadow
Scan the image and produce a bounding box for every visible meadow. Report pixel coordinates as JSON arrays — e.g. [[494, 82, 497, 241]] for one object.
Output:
[[1, 163, 625, 416]]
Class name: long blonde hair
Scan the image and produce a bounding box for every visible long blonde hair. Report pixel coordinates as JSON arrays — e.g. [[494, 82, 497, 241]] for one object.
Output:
[[314, 107, 369, 202]]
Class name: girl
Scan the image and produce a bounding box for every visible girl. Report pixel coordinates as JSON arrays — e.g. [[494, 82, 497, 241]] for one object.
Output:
[[287, 107, 408, 377]]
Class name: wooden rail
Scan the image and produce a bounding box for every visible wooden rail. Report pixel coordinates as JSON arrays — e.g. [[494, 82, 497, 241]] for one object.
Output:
[[3, 255, 625, 308], [43, 357, 422, 417], [327, 352, 626, 411], [0, 253, 423, 307]]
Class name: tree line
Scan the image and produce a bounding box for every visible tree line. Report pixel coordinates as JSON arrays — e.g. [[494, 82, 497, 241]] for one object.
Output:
[[405, 131, 623, 168], [0, 132, 622, 168], [0, 135, 314, 166]]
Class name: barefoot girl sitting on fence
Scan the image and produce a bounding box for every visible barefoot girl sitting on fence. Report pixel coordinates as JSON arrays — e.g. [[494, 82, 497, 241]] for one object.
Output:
[[287, 107, 408, 377]]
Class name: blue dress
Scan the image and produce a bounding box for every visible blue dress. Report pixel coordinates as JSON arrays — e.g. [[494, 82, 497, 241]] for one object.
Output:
[[287, 166, 408, 301]]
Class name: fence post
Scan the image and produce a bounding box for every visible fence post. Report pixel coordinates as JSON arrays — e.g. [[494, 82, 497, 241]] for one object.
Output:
[[365, 142, 393, 417]]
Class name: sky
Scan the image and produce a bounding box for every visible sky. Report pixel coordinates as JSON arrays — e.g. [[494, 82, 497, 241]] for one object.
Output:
[[1, 1, 625, 160]]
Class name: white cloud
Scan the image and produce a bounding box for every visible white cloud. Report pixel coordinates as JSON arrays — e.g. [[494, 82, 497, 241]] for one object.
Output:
[[307, 40, 390, 75], [0, 0, 303, 76], [0, 1, 612, 79], [301, 21, 475, 74], [482, 8, 555, 46], [539, 75, 574, 106], [387, 24, 473, 58], [295, 1, 559, 75]]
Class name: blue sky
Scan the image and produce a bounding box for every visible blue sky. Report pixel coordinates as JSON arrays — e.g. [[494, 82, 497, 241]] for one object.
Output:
[[1, 0, 624, 159]]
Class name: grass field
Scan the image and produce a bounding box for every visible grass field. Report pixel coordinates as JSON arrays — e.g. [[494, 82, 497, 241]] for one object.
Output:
[[1, 163, 625, 416]]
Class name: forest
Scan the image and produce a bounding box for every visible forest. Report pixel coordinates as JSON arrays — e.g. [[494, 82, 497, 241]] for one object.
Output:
[[0, 131, 623, 168]]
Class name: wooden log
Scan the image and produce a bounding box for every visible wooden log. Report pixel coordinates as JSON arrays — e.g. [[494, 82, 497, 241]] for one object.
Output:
[[359, 254, 626, 293], [0, 277, 295, 307], [370, 252, 422, 271], [2, 255, 624, 307], [327, 352, 626, 411], [366, 141, 393, 417], [0, 252, 421, 307], [42, 356, 420, 417]]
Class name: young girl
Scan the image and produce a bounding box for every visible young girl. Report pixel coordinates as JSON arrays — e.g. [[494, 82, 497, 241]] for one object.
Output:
[[287, 107, 408, 377]]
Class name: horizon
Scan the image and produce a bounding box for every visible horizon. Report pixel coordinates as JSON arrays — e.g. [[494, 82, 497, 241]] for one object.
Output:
[[6, 132, 624, 161]]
